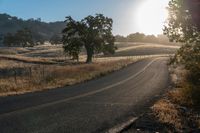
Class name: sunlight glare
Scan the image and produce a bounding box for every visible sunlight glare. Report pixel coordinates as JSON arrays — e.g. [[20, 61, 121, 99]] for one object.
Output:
[[135, 0, 169, 35]]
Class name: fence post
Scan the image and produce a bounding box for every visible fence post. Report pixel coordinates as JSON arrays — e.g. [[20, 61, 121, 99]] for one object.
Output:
[[14, 69, 17, 84], [42, 65, 45, 84], [29, 67, 32, 80]]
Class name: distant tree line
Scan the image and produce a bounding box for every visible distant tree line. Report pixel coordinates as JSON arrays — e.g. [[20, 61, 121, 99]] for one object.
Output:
[[3, 28, 34, 47], [115, 33, 175, 45], [0, 34, 3, 46], [0, 13, 65, 46]]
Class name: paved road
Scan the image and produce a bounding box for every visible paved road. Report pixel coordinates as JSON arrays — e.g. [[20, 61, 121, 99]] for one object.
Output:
[[0, 57, 170, 133]]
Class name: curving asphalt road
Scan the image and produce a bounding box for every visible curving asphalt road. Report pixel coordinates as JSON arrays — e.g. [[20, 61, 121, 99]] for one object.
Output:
[[0, 57, 170, 133]]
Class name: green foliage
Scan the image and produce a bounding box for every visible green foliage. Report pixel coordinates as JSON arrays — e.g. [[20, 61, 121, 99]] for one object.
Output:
[[0, 13, 65, 43], [164, 0, 200, 104], [0, 34, 3, 42], [62, 16, 84, 61], [50, 34, 62, 45], [127, 32, 145, 42], [3, 33, 14, 47], [62, 14, 116, 63], [163, 0, 200, 43], [115, 35, 127, 42], [3, 28, 34, 47]]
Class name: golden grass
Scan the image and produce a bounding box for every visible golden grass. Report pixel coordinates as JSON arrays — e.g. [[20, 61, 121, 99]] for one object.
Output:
[[152, 89, 200, 131], [152, 99, 183, 130], [0, 47, 31, 55], [0, 57, 139, 96], [151, 65, 200, 131], [0, 54, 61, 64], [0, 47, 84, 64], [0, 59, 33, 69], [167, 89, 193, 106], [20, 45, 63, 56], [168, 66, 194, 106]]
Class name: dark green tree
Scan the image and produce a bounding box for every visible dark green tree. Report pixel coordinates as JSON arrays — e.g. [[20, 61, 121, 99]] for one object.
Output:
[[0, 34, 3, 43], [3, 28, 34, 47], [50, 34, 62, 45], [3, 33, 15, 47], [164, 0, 200, 85], [15, 28, 34, 47], [62, 14, 116, 63], [115, 35, 127, 42], [143, 35, 158, 43], [127, 32, 145, 42]]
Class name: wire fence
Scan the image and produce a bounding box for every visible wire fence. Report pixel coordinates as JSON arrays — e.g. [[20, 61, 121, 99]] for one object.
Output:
[[0, 65, 48, 84]]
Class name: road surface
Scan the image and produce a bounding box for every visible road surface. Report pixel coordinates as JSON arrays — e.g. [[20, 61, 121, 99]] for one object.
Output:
[[0, 57, 170, 133]]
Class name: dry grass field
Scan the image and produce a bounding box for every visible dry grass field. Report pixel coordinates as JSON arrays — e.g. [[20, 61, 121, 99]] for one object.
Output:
[[0, 57, 140, 96], [0, 43, 177, 96]]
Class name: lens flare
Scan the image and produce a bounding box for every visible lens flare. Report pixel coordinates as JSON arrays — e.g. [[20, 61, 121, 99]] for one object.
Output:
[[135, 0, 169, 35]]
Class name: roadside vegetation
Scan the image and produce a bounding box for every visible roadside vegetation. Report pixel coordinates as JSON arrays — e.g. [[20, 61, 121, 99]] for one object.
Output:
[[164, 0, 200, 109], [151, 65, 200, 132], [0, 56, 141, 97], [150, 0, 200, 132]]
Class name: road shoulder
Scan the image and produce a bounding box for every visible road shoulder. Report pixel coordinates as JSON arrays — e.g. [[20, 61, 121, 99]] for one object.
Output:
[[122, 65, 200, 133]]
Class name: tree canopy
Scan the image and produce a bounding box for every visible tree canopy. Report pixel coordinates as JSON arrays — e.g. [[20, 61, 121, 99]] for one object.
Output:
[[3, 28, 34, 47], [164, 0, 200, 43], [62, 14, 116, 63], [50, 34, 62, 45], [164, 0, 200, 86]]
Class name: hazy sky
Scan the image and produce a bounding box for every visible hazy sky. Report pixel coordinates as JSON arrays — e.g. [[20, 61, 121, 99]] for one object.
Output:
[[0, 0, 169, 36]]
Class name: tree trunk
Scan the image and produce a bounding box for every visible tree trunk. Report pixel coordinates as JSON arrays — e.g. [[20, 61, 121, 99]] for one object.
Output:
[[85, 45, 93, 63]]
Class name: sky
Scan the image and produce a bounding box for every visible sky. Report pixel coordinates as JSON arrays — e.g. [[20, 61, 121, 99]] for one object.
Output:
[[0, 0, 169, 36]]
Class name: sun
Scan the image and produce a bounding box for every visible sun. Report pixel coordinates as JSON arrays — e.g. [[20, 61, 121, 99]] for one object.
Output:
[[135, 0, 169, 35]]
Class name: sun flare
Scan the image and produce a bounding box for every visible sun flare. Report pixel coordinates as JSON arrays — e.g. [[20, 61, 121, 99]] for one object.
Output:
[[135, 0, 169, 35]]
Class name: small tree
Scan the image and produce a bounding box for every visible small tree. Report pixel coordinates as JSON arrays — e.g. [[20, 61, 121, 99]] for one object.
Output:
[[62, 14, 116, 63]]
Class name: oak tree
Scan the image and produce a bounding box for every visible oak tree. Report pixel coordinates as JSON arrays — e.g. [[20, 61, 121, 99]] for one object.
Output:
[[62, 14, 116, 63]]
